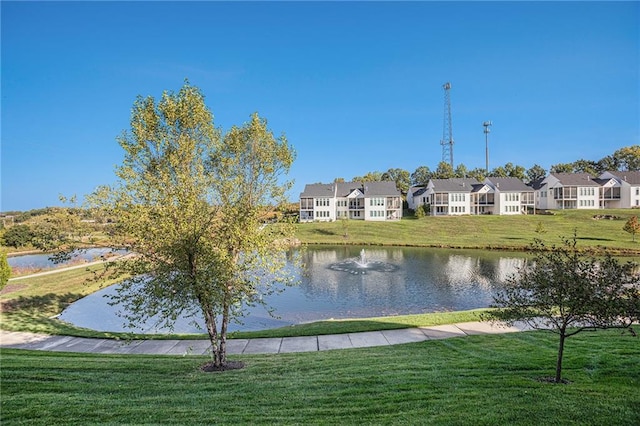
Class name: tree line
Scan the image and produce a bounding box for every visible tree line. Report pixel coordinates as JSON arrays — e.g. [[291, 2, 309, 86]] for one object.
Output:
[[341, 145, 640, 194]]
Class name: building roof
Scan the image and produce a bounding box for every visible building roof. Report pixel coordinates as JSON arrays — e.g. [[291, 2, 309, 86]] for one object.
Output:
[[410, 186, 428, 197], [485, 177, 533, 192], [529, 177, 546, 190], [300, 181, 400, 198], [604, 171, 640, 185], [551, 173, 599, 187], [429, 178, 480, 192]]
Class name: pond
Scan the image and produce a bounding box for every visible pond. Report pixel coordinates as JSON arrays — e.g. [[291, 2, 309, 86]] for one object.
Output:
[[56, 246, 527, 334], [7, 248, 125, 271]]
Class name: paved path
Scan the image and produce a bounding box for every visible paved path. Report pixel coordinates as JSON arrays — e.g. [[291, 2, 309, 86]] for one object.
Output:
[[0, 321, 530, 356]]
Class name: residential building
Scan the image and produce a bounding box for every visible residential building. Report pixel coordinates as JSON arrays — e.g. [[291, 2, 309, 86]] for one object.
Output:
[[599, 171, 640, 208], [410, 177, 535, 216], [535, 173, 600, 210], [299, 181, 402, 222], [424, 178, 479, 216], [483, 177, 536, 215], [406, 186, 428, 211]]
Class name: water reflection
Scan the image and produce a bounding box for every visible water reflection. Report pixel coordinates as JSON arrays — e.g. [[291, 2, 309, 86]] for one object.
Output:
[[8, 248, 125, 270], [58, 246, 526, 333]]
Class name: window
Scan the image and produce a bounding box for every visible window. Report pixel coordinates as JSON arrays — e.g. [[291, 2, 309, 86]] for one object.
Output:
[[315, 198, 330, 207]]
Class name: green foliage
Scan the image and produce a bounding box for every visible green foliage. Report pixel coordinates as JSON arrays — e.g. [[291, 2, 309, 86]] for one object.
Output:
[[526, 164, 546, 182], [549, 162, 574, 174], [414, 204, 428, 218], [433, 161, 454, 179], [623, 215, 640, 242], [352, 171, 382, 183], [410, 165, 431, 186], [613, 145, 640, 171], [490, 162, 526, 179], [0, 251, 10, 290], [454, 163, 468, 178], [381, 168, 410, 193], [488, 234, 640, 383], [88, 82, 297, 367], [3, 224, 33, 248], [467, 167, 487, 181]]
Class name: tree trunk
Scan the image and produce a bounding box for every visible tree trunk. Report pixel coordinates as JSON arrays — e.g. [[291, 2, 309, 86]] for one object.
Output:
[[555, 331, 566, 383], [219, 301, 230, 367], [202, 306, 220, 366]]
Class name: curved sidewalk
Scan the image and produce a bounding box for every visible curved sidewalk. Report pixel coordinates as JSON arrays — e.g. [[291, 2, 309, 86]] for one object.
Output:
[[0, 321, 530, 356]]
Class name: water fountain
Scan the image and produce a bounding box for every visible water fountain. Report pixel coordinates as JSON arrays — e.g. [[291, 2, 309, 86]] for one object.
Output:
[[328, 248, 398, 274]]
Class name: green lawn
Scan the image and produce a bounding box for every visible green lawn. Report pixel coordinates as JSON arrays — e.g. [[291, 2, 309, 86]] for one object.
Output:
[[2, 209, 639, 424], [295, 209, 640, 254], [2, 330, 639, 425]]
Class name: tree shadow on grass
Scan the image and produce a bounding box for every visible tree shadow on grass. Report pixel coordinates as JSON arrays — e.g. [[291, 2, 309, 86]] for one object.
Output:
[[1, 292, 84, 314], [575, 237, 614, 242], [313, 229, 336, 236]]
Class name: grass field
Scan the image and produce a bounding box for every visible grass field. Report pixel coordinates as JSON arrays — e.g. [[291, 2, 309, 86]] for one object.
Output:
[[295, 209, 640, 254], [2, 330, 639, 425]]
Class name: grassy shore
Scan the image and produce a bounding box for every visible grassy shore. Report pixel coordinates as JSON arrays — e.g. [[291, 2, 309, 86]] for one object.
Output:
[[2, 208, 639, 338], [2, 330, 639, 425], [295, 209, 640, 254]]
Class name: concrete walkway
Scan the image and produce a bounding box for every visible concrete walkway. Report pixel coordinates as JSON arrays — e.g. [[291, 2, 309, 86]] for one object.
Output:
[[0, 321, 530, 356]]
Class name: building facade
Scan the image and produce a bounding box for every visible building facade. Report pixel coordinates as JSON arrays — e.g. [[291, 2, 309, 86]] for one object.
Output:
[[299, 181, 402, 222]]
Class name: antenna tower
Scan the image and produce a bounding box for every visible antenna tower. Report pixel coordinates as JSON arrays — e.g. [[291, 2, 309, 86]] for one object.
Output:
[[440, 82, 454, 168], [483, 121, 492, 173]]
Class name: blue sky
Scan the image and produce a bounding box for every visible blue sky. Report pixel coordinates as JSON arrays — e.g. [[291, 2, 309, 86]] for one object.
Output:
[[2, 1, 638, 211]]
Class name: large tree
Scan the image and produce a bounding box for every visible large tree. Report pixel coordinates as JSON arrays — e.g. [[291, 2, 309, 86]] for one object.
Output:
[[550, 162, 574, 174], [352, 171, 383, 183], [525, 164, 546, 183], [410, 166, 431, 186], [381, 168, 410, 193], [613, 145, 640, 171], [433, 161, 454, 179], [90, 82, 297, 368], [487, 235, 640, 383], [454, 164, 468, 179], [467, 167, 487, 182]]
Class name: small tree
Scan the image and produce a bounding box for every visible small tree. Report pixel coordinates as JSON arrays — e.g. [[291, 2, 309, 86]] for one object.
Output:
[[623, 215, 640, 242], [415, 204, 428, 218], [340, 218, 350, 239], [0, 252, 10, 290], [486, 235, 640, 383], [86, 82, 297, 369], [534, 221, 546, 235]]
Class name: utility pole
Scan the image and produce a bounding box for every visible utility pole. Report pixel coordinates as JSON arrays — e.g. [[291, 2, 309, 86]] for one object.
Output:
[[483, 121, 492, 174], [440, 82, 454, 169]]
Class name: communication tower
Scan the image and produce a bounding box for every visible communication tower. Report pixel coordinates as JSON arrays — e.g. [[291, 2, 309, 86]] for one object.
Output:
[[483, 121, 492, 173], [440, 82, 454, 168]]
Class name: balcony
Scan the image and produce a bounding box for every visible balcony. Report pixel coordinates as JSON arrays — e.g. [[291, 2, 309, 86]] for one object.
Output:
[[601, 188, 621, 200]]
